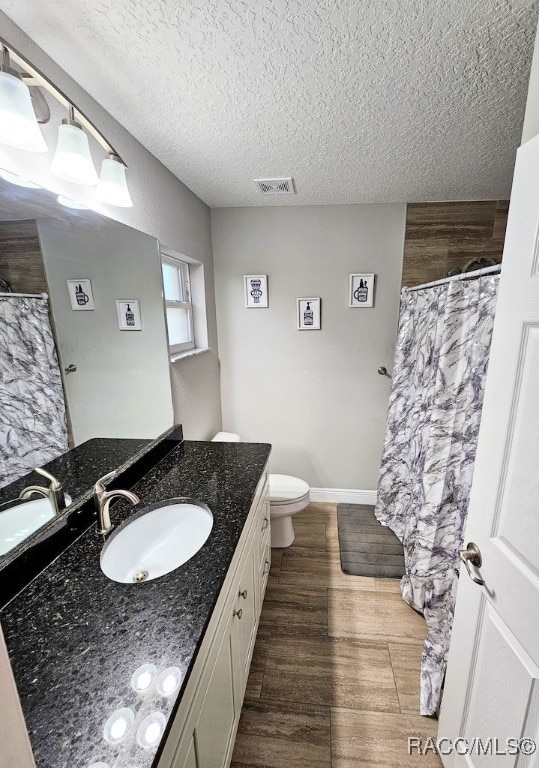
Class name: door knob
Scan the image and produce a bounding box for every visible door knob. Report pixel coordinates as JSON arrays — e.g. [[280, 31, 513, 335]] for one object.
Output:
[[64, 364, 77, 373], [459, 542, 485, 586], [233, 608, 243, 620], [238, 589, 247, 599]]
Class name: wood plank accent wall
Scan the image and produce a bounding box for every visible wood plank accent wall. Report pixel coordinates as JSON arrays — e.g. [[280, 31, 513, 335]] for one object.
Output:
[[402, 201, 509, 287], [0, 220, 47, 294]]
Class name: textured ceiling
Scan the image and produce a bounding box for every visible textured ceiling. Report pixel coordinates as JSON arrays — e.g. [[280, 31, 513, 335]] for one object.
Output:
[[2, 0, 538, 207]]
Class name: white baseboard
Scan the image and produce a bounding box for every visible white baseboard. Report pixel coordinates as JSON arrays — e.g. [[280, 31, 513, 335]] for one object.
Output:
[[309, 488, 377, 505]]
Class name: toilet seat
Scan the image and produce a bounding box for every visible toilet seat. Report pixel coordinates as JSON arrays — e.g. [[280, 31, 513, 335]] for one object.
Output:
[[269, 474, 310, 519], [269, 474, 309, 504]]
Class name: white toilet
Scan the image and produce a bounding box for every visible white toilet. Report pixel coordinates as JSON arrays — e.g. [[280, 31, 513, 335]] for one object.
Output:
[[267, 473, 310, 548], [211, 433, 310, 548]]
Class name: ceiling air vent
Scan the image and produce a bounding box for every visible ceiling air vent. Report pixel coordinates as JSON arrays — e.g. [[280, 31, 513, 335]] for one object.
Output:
[[254, 177, 295, 195]]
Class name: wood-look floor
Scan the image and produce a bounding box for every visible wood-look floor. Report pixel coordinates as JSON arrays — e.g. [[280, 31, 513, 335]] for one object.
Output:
[[231, 503, 442, 768]]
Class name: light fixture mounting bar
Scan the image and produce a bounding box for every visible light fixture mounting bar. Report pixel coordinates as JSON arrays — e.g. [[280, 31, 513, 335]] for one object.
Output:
[[0, 37, 126, 166]]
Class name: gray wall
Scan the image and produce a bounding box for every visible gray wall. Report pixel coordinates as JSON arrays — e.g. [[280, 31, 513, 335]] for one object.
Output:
[[522, 21, 539, 144], [38, 217, 173, 445], [0, 11, 222, 439], [212, 204, 406, 490]]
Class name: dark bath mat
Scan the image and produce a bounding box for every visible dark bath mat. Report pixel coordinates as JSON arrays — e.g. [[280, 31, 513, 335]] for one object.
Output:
[[337, 504, 405, 578]]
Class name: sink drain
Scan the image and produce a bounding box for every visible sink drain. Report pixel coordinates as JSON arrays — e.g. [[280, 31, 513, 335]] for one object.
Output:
[[133, 570, 149, 583]]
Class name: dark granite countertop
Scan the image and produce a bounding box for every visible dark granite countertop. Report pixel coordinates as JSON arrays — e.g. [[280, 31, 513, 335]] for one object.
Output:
[[0, 429, 183, 590], [0, 440, 271, 768], [0, 438, 150, 508]]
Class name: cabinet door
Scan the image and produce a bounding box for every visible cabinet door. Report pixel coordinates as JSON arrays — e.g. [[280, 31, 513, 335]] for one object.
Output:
[[235, 542, 258, 695], [171, 735, 197, 768], [183, 739, 197, 768], [194, 613, 238, 768], [260, 535, 271, 599]]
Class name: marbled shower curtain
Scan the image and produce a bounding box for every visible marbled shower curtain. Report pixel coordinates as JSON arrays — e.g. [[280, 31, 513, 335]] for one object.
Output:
[[0, 296, 68, 488], [374, 276, 499, 716]]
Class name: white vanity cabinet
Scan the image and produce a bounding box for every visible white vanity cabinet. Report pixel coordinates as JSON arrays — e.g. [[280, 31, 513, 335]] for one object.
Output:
[[158, 471, 270, 768]]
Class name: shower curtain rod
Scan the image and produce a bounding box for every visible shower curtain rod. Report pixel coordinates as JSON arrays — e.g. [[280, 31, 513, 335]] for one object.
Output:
[[408, 264, 501, 292], [0, 291, 48, 300]]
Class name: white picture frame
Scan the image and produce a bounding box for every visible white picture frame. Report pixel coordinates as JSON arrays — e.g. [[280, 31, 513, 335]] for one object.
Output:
[[297, 297, 321, 330], [244, 274, 269, 308], [67, 279, 95, 310], [116, 299, 142, 331], [349, 273, 375, 307]]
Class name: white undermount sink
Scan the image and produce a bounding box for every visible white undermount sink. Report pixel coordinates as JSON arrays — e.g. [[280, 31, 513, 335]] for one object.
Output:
[[0, 494, 72, 556], [100, 498, 213, 583]]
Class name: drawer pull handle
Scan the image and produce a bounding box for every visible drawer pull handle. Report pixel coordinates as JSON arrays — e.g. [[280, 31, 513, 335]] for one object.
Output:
[[238, 589, 247, 599], [263, 560, 270, 575], [233, 608, 243, 620], [262, 517, 269, 531]]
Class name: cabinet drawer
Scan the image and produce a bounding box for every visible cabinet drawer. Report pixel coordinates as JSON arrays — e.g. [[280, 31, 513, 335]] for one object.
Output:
[[235, 542, 258, 692]]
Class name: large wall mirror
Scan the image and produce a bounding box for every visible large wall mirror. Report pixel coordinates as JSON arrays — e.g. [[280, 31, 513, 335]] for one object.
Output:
[[0, 176, 174, 562]]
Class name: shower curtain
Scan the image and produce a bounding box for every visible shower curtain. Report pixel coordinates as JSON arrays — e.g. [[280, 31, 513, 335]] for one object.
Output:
[[0, 296, 68, 488], [374, 275, 499, 716]]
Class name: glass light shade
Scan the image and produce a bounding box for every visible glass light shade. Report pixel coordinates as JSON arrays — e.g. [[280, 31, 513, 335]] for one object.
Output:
[[95, 155, 133, 207], [50, 122, 99, 185], [0, 169, 42, 188], [0, 71, 47, 152], [57, 194, 89, 210]]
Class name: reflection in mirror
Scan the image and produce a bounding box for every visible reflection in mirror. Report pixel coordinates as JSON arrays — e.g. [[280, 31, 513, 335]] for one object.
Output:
[[0, 175, 174, 559], [0, 495, 68, 557]]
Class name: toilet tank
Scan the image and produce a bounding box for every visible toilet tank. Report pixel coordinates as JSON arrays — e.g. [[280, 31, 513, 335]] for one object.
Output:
[[212, 432, 240, 442]]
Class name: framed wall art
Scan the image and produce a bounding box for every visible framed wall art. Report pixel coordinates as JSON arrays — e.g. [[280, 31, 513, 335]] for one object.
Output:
[[67, 279, 95, 310], [297, 297, 321, 330], [116, 300, 142, 330], [244, 274, 269, 308], [349, 273, 375, 308]]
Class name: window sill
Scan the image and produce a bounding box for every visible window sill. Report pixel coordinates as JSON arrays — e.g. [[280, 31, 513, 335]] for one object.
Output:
[[170, 347, 211, 363]]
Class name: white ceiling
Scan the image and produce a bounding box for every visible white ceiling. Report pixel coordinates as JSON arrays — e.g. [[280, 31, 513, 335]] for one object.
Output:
[[2, 0, 538, 207]]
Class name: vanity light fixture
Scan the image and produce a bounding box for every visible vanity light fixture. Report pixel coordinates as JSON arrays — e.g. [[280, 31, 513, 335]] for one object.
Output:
[[95, 154, 133, 208], [51, 107, 99, 186], [0, 39, 133, 207], [0, 47, 47, 152], [0, 168, 42, 188]]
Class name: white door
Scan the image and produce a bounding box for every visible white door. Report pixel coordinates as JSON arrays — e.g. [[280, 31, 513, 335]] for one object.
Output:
[[438, 135, 539, 764]]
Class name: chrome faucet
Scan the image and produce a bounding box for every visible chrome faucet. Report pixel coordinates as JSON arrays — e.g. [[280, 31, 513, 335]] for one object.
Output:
[[94, 471, 140, 535], [19, 467, 66, 515]]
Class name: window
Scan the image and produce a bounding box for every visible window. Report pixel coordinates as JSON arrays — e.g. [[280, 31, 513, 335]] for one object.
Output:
[[161, 254, 194, 355]]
